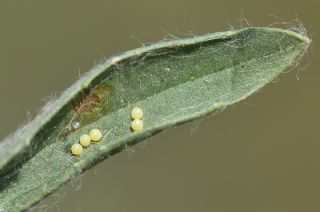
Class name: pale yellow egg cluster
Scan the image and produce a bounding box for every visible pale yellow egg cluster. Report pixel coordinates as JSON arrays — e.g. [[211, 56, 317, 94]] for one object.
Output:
[[71, 107, 145, 155], [131, 107, 144, 131], [71, 128, 103, 156]]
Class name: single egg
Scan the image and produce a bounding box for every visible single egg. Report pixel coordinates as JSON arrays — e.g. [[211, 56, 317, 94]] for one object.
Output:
[[131, 107, 143, 120], [80, 134, 91, 146], [71, 121, 81, 130], [90, 129, 103, 142], [71, 143, 83, 155], [131, 119, 143, 131]]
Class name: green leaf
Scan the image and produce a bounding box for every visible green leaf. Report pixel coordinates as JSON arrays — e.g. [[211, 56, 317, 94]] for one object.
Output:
[[0, 27, 310, 211]]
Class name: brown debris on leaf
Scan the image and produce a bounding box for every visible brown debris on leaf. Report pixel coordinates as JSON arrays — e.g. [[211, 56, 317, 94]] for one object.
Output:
[[75, 92, 101, 113], [74, 84, 111, 114]]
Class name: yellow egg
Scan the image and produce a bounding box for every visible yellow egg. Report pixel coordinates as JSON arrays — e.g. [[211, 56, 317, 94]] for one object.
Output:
[[71, 143, 83, 155], [131, 107, 143, 120], [131, 119, 143, 131], [80, 134, 91, 146], [90, 129, 103, 142]]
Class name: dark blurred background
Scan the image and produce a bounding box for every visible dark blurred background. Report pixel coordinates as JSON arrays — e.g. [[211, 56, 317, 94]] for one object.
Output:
[[0, 0, 319, 211]]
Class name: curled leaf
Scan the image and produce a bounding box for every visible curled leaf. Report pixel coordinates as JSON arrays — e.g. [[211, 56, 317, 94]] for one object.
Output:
[[0, 27, 310, 211]]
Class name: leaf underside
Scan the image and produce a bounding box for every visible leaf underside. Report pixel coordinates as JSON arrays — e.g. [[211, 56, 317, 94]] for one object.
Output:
[[0, 27, 310, 211]]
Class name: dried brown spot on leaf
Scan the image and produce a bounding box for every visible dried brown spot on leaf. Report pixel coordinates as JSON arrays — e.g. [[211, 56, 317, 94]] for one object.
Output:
[[74, 83, 112, 114]]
